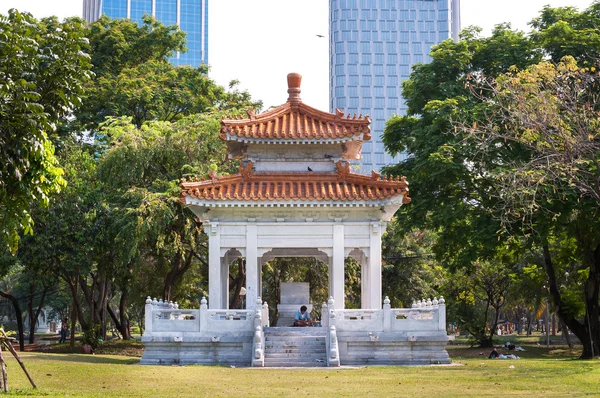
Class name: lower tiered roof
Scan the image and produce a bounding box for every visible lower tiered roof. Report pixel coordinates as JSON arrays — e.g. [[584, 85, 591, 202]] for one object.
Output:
[[180, 161, 410, 206]]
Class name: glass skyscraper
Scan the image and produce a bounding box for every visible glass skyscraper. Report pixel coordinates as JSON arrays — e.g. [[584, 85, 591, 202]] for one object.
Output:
[[329, 0, 461, 172], [83, 0, 208, 67]]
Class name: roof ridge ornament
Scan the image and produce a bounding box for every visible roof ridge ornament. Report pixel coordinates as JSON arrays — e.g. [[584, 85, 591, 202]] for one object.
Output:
[[335, 160, 350, 181], [240, 161, 254, 179], [287, 72, 302, 103]]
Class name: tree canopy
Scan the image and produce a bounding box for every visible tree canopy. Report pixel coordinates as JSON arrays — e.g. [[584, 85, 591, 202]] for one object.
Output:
[[384, 2, 600, 357], [0, 10, 92, 252]]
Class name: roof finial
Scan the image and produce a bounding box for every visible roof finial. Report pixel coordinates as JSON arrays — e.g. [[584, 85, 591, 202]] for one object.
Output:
[[287, 73, 302, 103]]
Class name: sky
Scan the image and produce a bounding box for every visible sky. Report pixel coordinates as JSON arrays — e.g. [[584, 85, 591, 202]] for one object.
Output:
[[0, 0, 595, 112]]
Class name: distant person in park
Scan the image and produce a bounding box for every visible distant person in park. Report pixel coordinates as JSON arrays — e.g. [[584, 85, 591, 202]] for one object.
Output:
[[58, 322, 68, 343], [488, 349, 499, 359], [293, 305, 313, 327]]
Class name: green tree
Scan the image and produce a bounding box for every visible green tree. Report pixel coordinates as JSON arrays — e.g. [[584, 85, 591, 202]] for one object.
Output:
[[97, 114, 235, 303], [445, 260, 512, 347], [460, 57, 600, 357], [75, 16, 261, 132], [382, 227, 445, 308], [0, 10, 92, 252], [383, 3, 600, 357], [383, 25, 540, 270]]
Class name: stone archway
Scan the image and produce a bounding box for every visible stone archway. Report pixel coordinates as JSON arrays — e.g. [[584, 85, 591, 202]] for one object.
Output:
[[258, 248, 331, 323], [347, 248, 370, 309]]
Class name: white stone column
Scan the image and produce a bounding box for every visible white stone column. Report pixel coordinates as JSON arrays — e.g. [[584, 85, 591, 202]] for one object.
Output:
[[221, 258, 229, 309], [206, 222, 222, 309], [330, 224, 345, 309], [361, 259, 370, 309], [246, 224, 259, 310], [368, 223, 383, 309]]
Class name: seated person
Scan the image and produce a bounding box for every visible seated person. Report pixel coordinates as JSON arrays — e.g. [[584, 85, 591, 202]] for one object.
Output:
[[293, 305, 313, 327]]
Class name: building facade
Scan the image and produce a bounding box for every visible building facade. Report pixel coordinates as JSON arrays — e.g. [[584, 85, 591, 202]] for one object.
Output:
[[329, 0, 461, 172], [83, 0, 208, 67]]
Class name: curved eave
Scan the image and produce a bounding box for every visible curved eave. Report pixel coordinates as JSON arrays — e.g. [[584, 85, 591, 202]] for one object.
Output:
[[221, 102, 371, 142], [223, 136, 365, 145], [183, 196, 406, 208]]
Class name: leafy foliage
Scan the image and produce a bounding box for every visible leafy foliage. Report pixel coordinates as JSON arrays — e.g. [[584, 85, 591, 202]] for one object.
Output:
[[0, 10, 92, 252], [383, 3, 600, 356]]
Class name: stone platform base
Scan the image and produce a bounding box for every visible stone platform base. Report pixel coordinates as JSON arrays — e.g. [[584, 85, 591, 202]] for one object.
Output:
[[140, 329, 450, 366], [140, 334, 253, 366], [337, 331, 450, 365]]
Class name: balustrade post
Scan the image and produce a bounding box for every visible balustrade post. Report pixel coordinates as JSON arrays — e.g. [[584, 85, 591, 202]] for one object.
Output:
[[262, 301, 270, 327], [328, 296, 336, 329], [144, 297, 153, 335], [252, 297, 265, 367], [200, 297, 208, 332], [254, 297, 262, 329], [438, 296, 446, 332], [321, 302, 328, 328], [383, 296, 391, 332]]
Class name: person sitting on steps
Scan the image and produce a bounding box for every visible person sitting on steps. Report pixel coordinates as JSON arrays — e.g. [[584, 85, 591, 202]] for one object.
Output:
[[293, 305, 313, 327]]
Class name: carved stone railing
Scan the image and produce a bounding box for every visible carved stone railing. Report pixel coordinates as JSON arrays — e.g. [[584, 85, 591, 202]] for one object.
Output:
[[325, 297, 340, 367], [252, 297, 265, 367], [262, 301, 270, 328], [144, 296, 256, 336], [326, 296, 446, 334]]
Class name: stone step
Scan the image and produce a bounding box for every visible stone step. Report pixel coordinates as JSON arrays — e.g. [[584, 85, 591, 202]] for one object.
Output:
[[264, 332, 326, 338], [266, 346, 325, 351], [264, 327, 326, 334], [265, 347, 325, 355], [264, 360, 327, 367], [264, 352, 327, 359], [265, 337, 326, 342], [264, 336, 325, 342]]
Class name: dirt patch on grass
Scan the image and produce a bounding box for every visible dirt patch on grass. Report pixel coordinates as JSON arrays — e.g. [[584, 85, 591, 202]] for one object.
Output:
[[20, 338, 144, 357]]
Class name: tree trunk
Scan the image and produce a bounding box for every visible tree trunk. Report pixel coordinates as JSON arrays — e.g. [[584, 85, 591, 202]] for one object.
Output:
[[543, 244, 599, 358], [0, 292, 24, 351], [118, 291, 130, 340], [106, 292, 131, 340], [64, 276, 89, 332], [163, 252, 193, 301], [27, 286, 48, 344], [229, 258, 246, 309], [69, 302, 77, 350], [560, 318, 573, 348]]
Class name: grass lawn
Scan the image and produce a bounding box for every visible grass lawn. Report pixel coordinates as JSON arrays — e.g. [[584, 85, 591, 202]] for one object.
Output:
[[2, 337, 599, 397]]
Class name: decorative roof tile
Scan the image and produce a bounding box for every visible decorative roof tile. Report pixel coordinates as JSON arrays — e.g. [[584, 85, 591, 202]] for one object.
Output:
[[180, 162, 410, 205], [221, 73, 370, 142]]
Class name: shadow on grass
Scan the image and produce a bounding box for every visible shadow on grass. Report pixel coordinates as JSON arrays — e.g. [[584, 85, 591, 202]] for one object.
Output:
[[26, 354, 140, 365]]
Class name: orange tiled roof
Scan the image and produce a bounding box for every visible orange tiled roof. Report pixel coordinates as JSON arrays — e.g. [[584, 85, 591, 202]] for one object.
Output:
[[221, 103, 371, 142], [180, 162, 410, 205], [220, 73, 371, 142]]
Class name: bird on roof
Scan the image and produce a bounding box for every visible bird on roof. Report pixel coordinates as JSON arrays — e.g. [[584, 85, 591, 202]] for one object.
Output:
[[308, 167, 313, 172]]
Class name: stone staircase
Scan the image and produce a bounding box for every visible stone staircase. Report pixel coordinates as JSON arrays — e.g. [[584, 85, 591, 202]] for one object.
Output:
[[263, 327, 327, 367]]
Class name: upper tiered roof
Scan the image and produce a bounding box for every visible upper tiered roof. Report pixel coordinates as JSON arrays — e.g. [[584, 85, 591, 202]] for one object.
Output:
[[220, 73, 371, 143]]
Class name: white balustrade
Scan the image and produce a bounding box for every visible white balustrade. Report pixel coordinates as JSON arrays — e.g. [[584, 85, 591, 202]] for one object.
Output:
[[144, 296, 257, 336], [143, 294, 447, 340], [324, 295, 447, 334]]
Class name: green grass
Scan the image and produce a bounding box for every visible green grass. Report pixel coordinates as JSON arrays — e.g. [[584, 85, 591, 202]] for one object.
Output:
[[2, 339, 598, 397]]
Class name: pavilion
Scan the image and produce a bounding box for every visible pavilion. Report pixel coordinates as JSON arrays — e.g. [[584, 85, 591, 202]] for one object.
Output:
[[141, 74, 449, 366]]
